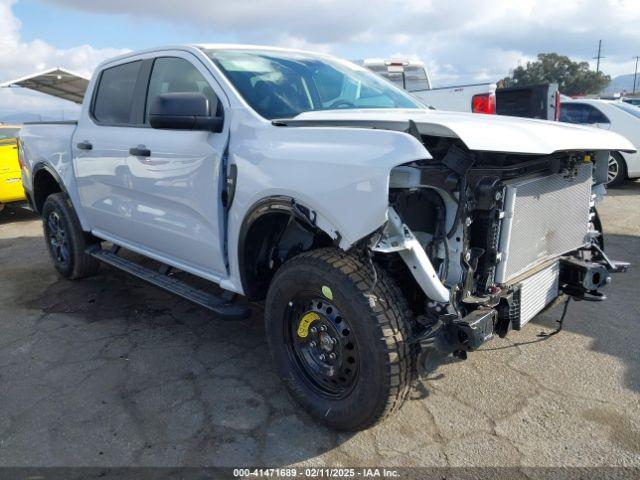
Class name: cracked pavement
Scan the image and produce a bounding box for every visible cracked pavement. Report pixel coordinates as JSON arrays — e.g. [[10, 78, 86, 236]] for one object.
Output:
[[0, 182, 639, 468]]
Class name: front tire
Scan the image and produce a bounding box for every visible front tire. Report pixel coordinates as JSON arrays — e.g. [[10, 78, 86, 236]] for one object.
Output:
[[607, 152, 627, 187], [42, 192, 100, 279], [265, 248, 416, 431]]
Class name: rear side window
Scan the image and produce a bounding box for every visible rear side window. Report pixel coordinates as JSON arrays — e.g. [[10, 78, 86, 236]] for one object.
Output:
[[93, 61, 142, 124], [560, 103, 609, 124], [404, 66, 430, 92], [145, 57, 218, 122]]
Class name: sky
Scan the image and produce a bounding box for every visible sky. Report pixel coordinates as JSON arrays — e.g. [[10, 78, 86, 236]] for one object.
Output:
[[1, 0, 640, 116]]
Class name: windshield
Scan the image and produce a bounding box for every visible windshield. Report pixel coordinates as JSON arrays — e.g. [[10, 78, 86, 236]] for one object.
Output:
[[612, 102, 640, 119], [203, 49, 423, 119], [0, 128, 20, 141]]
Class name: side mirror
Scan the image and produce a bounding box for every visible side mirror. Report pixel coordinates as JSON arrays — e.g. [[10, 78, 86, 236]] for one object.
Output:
[[149, 92, 223, 132]]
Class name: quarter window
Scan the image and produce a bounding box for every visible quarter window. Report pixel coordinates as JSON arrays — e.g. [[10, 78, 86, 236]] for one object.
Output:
[[145, 57, 218, 122], [93, 61, 142, 124]]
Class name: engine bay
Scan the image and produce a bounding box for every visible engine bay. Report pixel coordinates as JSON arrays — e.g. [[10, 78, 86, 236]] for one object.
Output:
[[371, 137, 628, 361]]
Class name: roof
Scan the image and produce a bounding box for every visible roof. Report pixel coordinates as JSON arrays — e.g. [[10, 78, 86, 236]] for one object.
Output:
[[0, 68, 89, 104], [193, 43, 320, 54]]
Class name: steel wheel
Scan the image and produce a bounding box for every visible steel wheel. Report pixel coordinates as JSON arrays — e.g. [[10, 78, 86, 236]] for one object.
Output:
[[46, 211, 70, 267], [285, 293, 359, 399], [265, 248, 416, 430]]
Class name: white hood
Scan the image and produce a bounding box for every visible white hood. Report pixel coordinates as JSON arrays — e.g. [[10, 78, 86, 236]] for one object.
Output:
[[291, 109, 636, 155]]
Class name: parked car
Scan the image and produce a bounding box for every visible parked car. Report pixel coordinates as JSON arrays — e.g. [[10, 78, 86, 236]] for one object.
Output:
[[19, 45, 633, 431], [0, 125, 25, 213], [559, 99, 640, 186], [623, 97, 640, 107], [362, 58, 497, 113]]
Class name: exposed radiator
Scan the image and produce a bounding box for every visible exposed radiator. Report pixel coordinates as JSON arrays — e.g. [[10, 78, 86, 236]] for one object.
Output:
[[500, 262, 560, 329], [518, 262, 560, 328], [495, 163, 592, 284]]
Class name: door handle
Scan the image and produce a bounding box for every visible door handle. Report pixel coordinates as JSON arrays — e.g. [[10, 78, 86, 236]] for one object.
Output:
[[129, 147, 151, 157], [77, 141, 93, 150]]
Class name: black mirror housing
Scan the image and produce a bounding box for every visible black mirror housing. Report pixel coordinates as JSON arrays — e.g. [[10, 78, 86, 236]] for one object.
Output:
[[149, 92, 223, 132]]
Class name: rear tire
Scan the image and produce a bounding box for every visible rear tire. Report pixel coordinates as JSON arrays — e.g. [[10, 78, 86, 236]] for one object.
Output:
[[42, 192, 100, 279], [265, 248, 416, 431], [607, 152, 626, 187]]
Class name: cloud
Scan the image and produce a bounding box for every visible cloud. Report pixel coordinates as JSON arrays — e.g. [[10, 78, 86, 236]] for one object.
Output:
[[0, 0, 128, 115], [2, 0, 639, 115], [40, 0, 640, 86]]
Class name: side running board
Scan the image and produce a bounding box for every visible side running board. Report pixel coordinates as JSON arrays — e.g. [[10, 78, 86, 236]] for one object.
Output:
[[87, 247, 251, 320]]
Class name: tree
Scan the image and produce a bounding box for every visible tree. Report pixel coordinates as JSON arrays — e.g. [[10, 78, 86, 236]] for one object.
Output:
[[500, 53, 610, 96]]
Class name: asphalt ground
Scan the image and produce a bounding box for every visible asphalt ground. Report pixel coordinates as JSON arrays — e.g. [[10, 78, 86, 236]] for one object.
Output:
[[0, 181, 639, 472]]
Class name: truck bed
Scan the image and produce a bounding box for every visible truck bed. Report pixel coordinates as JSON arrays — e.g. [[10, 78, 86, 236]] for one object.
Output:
[[18, 121, 78, 206], [411, 83, 496, 112]]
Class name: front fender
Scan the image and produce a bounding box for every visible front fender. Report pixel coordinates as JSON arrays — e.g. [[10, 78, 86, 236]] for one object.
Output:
[[221, 114, 431, 294]]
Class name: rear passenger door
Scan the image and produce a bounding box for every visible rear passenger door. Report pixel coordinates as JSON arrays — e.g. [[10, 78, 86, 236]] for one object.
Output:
[[74, 59, 148, 241], [122, 52, 229, 277]]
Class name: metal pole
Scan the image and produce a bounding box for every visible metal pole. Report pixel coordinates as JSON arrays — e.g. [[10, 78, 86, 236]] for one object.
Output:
[[593, 40, 604, 73], [633, 56, 640, 95]]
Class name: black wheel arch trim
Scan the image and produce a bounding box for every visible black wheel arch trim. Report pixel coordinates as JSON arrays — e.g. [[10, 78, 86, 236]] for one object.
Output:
[[238, 195, 331, 299], [31, 162, 70, 214]]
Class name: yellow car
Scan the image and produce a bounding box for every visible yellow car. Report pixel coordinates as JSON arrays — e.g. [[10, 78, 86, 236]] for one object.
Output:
[[0, 125, 25, 212]]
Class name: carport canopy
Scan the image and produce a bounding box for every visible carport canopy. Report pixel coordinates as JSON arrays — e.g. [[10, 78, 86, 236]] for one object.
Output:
[[0, 68, 89, 104]]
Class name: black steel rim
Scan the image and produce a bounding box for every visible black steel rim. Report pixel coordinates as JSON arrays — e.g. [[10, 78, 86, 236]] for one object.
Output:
[[46, 211, 70, 267], [285, 292, 359, 398]]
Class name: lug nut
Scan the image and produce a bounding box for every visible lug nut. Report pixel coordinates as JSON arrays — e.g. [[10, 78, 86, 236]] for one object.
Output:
[[331, 337, 337, 344], [329, 353, 336, 360], [319, 354, 326, 361], [310, 327, 317, 334], [310, 341, 317, 347], [320, 325, 327, 332]]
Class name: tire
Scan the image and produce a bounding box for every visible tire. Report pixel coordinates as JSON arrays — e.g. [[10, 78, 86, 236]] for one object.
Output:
[[607, 152, 627, 187], [42, 192, 100, 279], [265, 248, 416, 431]]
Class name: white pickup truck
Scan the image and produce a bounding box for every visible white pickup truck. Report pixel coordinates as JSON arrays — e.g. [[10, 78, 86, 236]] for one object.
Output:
[[19, 45, 633, 431], [362, 58, 497, 113]]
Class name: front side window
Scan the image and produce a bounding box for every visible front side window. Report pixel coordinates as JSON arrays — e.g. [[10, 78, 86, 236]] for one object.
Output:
[[93, 61, 142, 124], [203, 49, 422, 119], [145, 57, 218, 122]]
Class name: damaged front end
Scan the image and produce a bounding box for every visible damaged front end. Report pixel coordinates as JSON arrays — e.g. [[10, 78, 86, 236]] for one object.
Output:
[[369, 140, 630, 369]]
